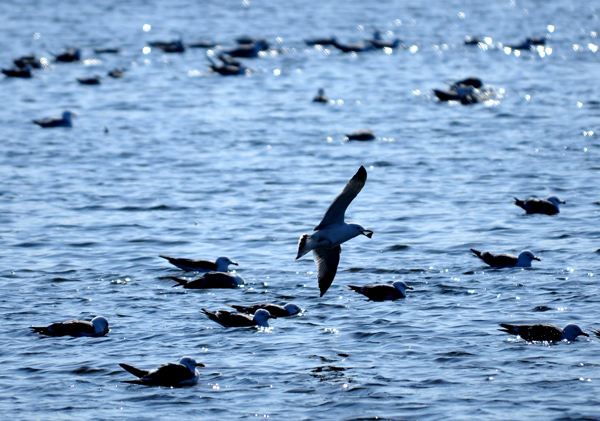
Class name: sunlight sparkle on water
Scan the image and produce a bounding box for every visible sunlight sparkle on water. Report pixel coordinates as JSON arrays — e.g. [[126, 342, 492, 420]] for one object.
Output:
[[143, 24, 151, 32], [143, 46, 151, 54]]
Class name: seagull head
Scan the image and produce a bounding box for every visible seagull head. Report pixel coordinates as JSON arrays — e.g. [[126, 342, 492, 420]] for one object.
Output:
[[91, 316, 109, 334], [562, 324, 589, 341], [547, 196, 565, 206], [392, 281, 413, 296], [216, 256, 238, 268], [284, 303, 302, 316], [179, 356, 206, 370], [352, 224, 373, 238], [519, 250, 541, 263], [253, 309, 275, 327]]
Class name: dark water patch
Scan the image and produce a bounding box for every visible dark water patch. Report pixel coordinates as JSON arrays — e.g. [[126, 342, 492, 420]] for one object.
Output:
[[388, 244, 409, 251], [533, 305, 553, 312]]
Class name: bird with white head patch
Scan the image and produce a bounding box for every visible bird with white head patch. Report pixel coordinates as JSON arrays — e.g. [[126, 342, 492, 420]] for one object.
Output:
[[348, 280, 413, 301], [499, 323, 588, 342], [119, 356, 204, 387], [470, 249, 540, 268], [30, 316, 109, 337], [159, 255, 238, 272], [514, 195, 565, 215], [202, 308, 275, 328], [296, 166, 373, 297]]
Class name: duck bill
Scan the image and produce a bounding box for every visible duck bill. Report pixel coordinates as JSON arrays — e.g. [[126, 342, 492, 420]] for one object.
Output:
[[361, 230, 373, 238]]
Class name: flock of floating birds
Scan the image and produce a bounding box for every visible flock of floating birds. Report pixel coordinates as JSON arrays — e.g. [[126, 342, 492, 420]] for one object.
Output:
[[3, 29, 548, 130], [17, 29, 593, 388]]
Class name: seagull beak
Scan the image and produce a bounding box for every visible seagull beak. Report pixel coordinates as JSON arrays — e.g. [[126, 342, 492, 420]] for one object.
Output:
[[270, 315, 278, 319], [232, 261, 239, 266], [534, 256, 541, 261], [361, 230, 373, 238], [196, 362, 206, 367], [560, 200, 566, 204], [582, 332, 590, 337], [406, 286, 414, 290]]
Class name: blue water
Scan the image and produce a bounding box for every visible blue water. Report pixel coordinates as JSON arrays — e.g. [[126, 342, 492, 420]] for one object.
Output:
[[1, 0, 600, 419]]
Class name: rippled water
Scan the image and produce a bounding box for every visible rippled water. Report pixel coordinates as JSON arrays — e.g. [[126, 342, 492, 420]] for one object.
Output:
[[1, 0, 600, 419]]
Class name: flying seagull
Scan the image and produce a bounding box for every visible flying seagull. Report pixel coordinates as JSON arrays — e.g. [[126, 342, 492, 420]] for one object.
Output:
[[499, 323, 588, 342], [119, 356, 204, 387], [202, 308, 275, 328], [30, 316, 109, 337], [348, 280, 413, 301], [227, 302, 302, 317], [296, 166, 373, 297], [160, 255, 238, 272], [514, 196, 565, 215], [470, 249, 540, 268]]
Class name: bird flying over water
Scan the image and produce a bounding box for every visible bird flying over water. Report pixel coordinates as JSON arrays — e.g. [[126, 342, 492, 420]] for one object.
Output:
[[296, 166, 373, 297]]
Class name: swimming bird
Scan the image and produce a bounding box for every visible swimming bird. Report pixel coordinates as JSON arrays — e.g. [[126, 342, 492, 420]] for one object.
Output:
[[304, 36, 337, 46], [499, 323, 588, 342], [149, 39, 185, 53], [53, 48, 81, 62], [514, 196, 564, 215], [366, 31, 401, 49], [296, 166, 373, 297], [206, 53, 246, 76], [160, 255, 238, 272], [107, 68, 125, 78], [345, 129, 375, 141], [77, 75, 102, 85], [470, 249, 540, 268], [169, 272, 245, 289], [188, 41, 218, 49], [202, 308, 275, 328], [2, 65, 32, 78], [464, 36, 483, 45], [30, 316, 109, 337], [348, 281, 413, 301], [313, 88, 329, 103], [331, 38, 373, 53], [224, 39, 269, 58], [227, 303, 302, 317], [507, 37, 546, 50], [13, 54, 43, 68], [119, 356, 204, 387], [93, 47, 121, 54], [33, 111, 76, 128]]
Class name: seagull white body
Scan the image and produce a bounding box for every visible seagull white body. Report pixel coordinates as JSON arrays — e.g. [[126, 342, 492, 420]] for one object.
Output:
[[296, 166, 373, 297]]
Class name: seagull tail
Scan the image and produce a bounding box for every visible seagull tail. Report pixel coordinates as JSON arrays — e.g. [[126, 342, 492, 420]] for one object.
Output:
[[227, 304, 245, 312], [498, 323, 517, 335], [296, 234, 313, 260], [513, 197, 526, 209], [30, 326, 49, 335], [169, 277, 188, 287], [119, 363, 148, 378], [470, 249, 482, 259], [347, 285, 363, 293]]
